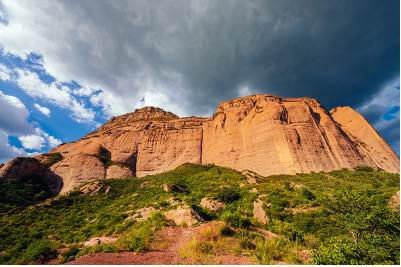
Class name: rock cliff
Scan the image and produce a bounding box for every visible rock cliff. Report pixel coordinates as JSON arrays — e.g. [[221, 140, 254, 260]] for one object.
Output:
[[330, 106, 399, 173], [0, 95, 399, 193]]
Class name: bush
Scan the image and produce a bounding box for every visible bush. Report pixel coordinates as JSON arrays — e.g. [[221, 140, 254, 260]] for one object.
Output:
[[354, 165, 374, 172], [303, 234, 320, 249], [221, 211, 251, 229], [60, 244, 81, 264], [239, 236, 256, 249], [218, 188, 241, 203], [254, 238, 288, 264], [41, 153, 63, 168], [22, 239, 57, 264], [218, 223, 235, 236], [301, 188, 316, 201]]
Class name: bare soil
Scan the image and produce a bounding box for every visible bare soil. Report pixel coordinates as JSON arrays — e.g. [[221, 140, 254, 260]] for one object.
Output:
[[64, 222, 252, 265]]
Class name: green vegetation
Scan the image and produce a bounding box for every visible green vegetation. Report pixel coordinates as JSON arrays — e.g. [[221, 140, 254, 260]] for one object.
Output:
[[40, 153, 63, 168], [0, 163, 399, 264], [0, 177, 54, 216], [90, 154, 131, 169], [311, 190, 399, 264]]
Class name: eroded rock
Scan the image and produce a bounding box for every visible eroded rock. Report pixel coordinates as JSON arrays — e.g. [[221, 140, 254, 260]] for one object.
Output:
[[253, 200, 269, 224], [2, 95, 398, 194], [200, 198, 225, 212], [164, 205, 205, 226]]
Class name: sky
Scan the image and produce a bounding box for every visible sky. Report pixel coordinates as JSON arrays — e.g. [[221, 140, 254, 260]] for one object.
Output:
[[0, 0, 399, 163]]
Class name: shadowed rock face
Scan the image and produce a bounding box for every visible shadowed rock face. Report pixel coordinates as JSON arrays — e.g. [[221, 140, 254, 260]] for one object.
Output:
[[1, 95, 399, 194]]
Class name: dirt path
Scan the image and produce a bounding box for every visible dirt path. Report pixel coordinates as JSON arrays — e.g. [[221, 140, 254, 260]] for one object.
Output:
[[64, 222, 251, 265]]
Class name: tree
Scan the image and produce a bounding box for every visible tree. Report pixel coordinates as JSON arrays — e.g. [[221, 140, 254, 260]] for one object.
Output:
[[311, 190, 400, 264]]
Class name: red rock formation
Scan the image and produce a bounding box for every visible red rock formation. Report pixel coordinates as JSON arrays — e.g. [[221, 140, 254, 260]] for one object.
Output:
[[330, 106, 400, 173], [1, 95, 399, 193]]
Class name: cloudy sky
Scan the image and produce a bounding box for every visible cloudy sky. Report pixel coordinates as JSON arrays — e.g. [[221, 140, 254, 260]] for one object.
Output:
[[0, 0, 399, 163]]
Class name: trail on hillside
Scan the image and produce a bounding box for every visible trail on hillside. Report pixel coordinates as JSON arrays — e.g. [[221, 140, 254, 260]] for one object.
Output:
[[64, 223, 252, 265]]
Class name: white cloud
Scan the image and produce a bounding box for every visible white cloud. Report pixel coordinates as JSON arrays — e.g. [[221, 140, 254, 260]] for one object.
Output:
[[0, 64, 98, 125], [18, 127, 62, 151], [0, 91, 62, 162], [18, 134, 45, 150], [0, 90, 34, 135], [34, 103, 50, 117], [35, 128, 62, 149], [0, 63, 11, 81], [47, 135, 62, 148], [357, 77, 400, 112], [237, 85, 255, 98], [0, 130, 28, 162]]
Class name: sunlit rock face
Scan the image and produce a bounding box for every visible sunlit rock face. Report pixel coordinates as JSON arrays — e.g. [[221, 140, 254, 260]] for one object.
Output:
[[330, 106, 400, 174], [1, 95, 399, 194]]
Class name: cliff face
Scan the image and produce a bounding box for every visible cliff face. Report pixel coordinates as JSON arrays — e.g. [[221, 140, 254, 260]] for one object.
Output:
[[330, 106, 400, 173], [202, 95, 377, 176], [0, 95, 399, 193]]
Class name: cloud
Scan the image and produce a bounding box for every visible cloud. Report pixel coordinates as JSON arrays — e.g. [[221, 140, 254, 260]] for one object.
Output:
[[0, 90, 34, 135], [356, 76, 400, 154], [0, 90, 62, 162], [0, 0, 398, 150], [34, 103, 51, 117], [0, 63, 11, 80], [0, 130, 27, 162], [18, 128, 62, 151], [0, 64, 98, 125], [18, 134, 45, 150]]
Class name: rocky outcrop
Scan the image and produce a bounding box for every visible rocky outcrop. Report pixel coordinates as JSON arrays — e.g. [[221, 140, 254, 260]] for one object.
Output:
[[253, 200, 269, 224], [1, 94, 399, 194], [330, 106, 400, 173], [164, 205, 205, 226], [202, 95, 379, 176], [0, 157, 46, 182], [200, 198, 225, 212]]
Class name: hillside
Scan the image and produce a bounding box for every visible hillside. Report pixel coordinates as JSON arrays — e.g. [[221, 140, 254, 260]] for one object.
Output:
[[0, 164, 399, 265]]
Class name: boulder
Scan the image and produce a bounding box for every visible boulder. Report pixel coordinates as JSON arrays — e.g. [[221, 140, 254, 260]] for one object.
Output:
[[0, 157, 46, 182], [200, 198, 225, 212], [253, 200, 269, 224], [164, 205, 205, 226]]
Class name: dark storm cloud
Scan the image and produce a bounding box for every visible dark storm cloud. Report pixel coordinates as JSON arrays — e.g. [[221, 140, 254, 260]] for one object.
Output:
[[42, 0, 398, 115], [0, 0, 398, 150]]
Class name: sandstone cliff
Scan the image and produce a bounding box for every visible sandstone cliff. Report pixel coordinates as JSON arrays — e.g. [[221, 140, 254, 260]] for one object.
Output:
[[0, 95, 399, 193], [330, 106, 399, 173]]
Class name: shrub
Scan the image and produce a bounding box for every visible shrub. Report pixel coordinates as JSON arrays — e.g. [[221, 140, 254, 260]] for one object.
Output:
[[239, 236, 256, 249], [60, 244, 81, 264], [316, 190, 400, 264], [22, 239, 57, 264], [221, 211, 251, 229], [303, 234, 320, 249], [354, 165, 374, 172], [254, 238, 287, 264], [218, 188, 241, 203], [301, 188, 316, 201], [41, 153, 63, 168], [218, 223, 235, 237]]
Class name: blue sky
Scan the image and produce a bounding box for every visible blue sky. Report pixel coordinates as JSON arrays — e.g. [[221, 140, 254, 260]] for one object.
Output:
[[0, 0, 399, 163]]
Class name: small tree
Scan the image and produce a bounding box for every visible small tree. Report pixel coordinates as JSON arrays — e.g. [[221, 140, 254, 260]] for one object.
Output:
[[311, 190, 400, 264]]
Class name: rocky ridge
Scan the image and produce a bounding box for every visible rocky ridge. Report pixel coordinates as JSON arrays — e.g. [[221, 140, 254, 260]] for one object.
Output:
[[0, 94, 399, 193]]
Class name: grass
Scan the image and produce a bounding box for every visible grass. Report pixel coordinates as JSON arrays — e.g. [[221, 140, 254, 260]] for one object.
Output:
[[0, 163, 399, 264]]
